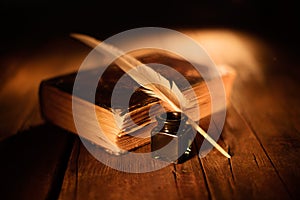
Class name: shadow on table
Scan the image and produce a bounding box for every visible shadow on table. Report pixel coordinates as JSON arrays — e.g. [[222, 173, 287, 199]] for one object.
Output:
[[0, 124, 74, 200]]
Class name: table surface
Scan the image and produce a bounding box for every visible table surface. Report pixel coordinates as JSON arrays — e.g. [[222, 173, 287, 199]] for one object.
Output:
[[0, 29, 299, 200]]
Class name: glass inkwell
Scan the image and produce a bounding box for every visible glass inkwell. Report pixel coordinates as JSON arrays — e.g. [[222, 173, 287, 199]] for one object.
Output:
[[151, 111, 195, 163]]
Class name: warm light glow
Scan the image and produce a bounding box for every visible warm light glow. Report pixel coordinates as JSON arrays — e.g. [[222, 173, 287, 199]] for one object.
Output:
[[182, 29, 271, 82], [0, 28, 271, 139]]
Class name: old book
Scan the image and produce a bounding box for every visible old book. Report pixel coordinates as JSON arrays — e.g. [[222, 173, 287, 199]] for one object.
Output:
[[39, 49, 235, 154]]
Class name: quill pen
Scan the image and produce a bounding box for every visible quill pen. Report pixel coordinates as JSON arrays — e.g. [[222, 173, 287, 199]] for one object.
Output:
[[71, 33, 231, 158]]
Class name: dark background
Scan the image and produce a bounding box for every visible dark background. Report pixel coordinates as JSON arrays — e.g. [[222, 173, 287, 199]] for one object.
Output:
[[0, 0, 299, 58]]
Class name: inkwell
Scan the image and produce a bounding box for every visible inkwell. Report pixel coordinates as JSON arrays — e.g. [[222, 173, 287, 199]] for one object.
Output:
[[151, 111, 195, 163]]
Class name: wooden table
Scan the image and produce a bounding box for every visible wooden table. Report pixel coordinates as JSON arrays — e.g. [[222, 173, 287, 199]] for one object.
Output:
[[0, 29, 299, 200]]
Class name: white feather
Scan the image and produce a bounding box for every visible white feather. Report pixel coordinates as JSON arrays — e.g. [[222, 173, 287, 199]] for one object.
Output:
[[71, 33, 231, 158]]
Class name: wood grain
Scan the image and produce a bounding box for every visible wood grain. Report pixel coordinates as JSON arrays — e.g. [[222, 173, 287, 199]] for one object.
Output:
[[200, 108, 290, 200], [0, 30, 300, 200], [58, 105, 292, 199], [59, 139, 181, 200], [231, 69, 300, 199]]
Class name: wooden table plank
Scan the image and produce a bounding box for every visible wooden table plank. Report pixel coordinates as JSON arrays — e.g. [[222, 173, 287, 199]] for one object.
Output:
[[197, 107, 290, 200], [58, 105, 291, 200], [59, 139, 184, 200], [231, 64, 300, 199], [173, 144, 210, 199], [1, 29, 299, 200]]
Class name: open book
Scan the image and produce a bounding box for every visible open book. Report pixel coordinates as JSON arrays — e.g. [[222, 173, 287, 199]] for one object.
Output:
[[39, 49, 235, 155]]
